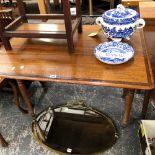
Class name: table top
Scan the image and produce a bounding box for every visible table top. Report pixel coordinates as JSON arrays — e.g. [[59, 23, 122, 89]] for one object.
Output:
[[144, 26, 155, 74], [122, 0, 153, 6], [0, 25, 154, 89], [139, 2, 155, 19]]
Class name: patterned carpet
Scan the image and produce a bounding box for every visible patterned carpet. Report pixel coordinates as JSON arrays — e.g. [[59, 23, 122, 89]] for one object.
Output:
[[0, 81, 155, 155]]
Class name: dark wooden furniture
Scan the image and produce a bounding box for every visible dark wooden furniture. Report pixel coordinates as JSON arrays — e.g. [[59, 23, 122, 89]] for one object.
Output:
[[141, 23, 155, 117], [0, 77, 8, 147], [0, 9, 13, 43], [121, 0, 153, 11], [0, 8, 33, 115], [0, 25, 154, 127], [139, 2, 155, 19], [0, 8, 34, 148], [0, 0, 82, 52], [0, 9, 13, 26], [0, 78, 31, 114], [0, 133, 8, 147], [0, 77, 33, 147], [139, 2, 155, 118]]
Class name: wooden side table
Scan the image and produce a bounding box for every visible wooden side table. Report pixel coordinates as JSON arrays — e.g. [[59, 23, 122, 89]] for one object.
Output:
[[122, 0, 153, 11], [0, 0, 82, 52], [0, 25, 153, 126], [139, 1, 155, 25], [139, 2, 155, 118]]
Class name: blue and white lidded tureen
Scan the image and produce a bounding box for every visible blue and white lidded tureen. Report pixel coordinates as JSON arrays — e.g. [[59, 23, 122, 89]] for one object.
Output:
[[96, 4, 145, 42]]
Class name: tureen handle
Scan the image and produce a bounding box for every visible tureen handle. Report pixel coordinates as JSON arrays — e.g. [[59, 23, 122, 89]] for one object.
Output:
[[117, 4, 125, 10], [136, 18, 145, 29], [96, 17, 104, 26]]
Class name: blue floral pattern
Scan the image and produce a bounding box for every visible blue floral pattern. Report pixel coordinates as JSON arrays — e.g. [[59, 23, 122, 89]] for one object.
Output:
[[103, 25, 136, 39], [102, 8, 139, 25], [94, 41, 134, 65]]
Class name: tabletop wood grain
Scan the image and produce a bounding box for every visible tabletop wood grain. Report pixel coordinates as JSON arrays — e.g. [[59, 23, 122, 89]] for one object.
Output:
[[0, 25, 154, 89]]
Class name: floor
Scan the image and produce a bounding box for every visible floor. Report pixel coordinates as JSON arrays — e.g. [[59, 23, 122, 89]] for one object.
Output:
[[0, 81, 155, 155]]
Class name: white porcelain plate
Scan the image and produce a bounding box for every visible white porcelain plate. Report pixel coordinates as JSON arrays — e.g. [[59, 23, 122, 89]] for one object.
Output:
[[94, 41, 134, 65]]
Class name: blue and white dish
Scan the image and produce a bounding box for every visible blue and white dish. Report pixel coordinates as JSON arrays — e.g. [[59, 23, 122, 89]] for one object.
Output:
[[96, 4, 145, 42], [94, 41, 134, 65]]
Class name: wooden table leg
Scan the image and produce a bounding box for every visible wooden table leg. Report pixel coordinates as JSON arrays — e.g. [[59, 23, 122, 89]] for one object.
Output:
[[62, 0, 74, 52], [0, 38, 12, 50], [0, 19, 11, 50], [122, 88, 128, 98], [141, 90, 151, 119], [0, 133, 8, 147], [40, 81, 48, 92], [122, 89, 135, 127], [16, 80, 34, 116], [8, 80, 28, 114]]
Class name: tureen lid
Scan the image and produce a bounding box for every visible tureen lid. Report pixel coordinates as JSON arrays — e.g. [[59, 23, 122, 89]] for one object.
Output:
[[102, 4, 139, 25]]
